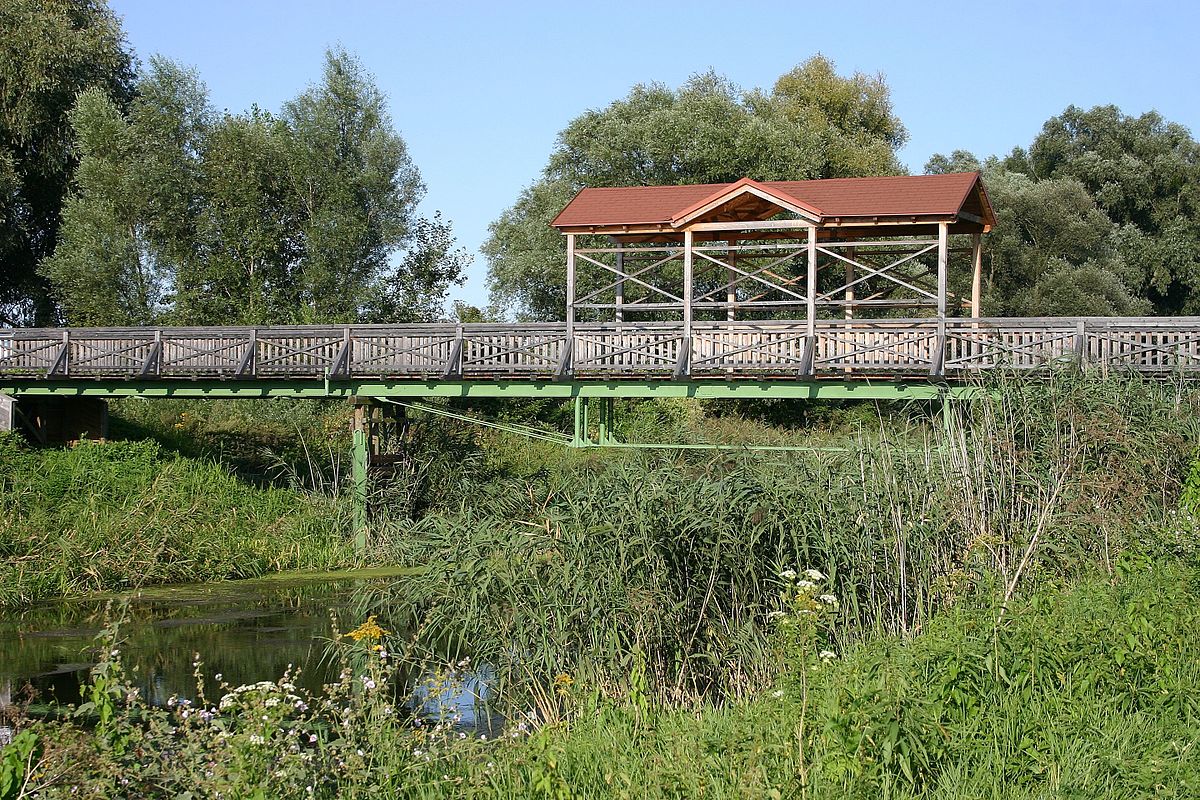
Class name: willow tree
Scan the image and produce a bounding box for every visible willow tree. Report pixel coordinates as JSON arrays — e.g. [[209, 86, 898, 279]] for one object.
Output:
[[43, 48, 466, 326], [0, 0, 134, 325], [483, 55, 908, 320]]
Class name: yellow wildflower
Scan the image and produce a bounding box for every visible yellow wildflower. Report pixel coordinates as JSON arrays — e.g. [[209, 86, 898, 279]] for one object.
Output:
[[346, 615, 389, 642]]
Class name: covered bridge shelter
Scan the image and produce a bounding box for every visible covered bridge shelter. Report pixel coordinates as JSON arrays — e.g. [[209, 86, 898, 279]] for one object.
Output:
[[552, 172, 995, 375]]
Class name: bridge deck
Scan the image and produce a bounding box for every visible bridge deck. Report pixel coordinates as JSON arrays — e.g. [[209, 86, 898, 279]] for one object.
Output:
[[2, 319, 1199, 395]]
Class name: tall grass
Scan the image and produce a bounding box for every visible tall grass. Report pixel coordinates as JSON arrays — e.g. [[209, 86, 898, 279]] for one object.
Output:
[[372, 372, 1200, 713], [0, 434, 357, 606]]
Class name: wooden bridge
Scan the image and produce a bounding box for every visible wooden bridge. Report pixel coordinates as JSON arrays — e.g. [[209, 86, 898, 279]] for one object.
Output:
[[8, 172, 1194, 547], [2, 317, 1199, 397]]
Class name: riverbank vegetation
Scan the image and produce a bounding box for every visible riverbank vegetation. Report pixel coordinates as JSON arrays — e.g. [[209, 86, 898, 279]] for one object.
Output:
[[3, 374, 1200, 796], [0, 433, 357, 607], [6, 551, 1198, 797]]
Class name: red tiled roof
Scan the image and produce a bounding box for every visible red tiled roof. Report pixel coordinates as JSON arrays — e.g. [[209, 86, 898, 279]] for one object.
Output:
[[551, 172, 991, 229]]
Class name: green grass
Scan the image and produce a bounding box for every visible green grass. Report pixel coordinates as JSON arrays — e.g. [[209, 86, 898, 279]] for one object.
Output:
[[10, 560, 1198, 798], [0, 433, 358, 606]]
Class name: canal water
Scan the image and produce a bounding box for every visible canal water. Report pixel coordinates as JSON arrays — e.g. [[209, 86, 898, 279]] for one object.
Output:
[[0, 568, 495, 728]]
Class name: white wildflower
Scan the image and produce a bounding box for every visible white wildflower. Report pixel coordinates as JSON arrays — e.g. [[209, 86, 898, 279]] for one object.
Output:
[[779, 569, 797, 580], [804, 569, 825, 581]]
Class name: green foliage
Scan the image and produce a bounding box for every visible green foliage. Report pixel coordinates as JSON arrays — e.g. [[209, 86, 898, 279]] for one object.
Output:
[[41, 48, 464, 326], [1024, 105, 1200, 315], [368, 374, 1198, 718], [11, 561, 1200, 798], [40, 58, 210, 325], [0, 729, 39, 800], [485, 56, 908, 320], [929, 104, 1200, 317], [802, 564, 1200, 797], [0, 0, 135, 325], [0, 432, 356, 606], [109, 396, 353, 489], [975, 170, 1148, 316]]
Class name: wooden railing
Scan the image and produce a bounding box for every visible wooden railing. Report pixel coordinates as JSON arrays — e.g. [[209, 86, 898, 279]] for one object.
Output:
[[3, 318, 1200, 381]]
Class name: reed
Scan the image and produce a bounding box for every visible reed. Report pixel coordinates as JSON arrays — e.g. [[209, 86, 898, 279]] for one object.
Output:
[[373, 371, 1200, 713]]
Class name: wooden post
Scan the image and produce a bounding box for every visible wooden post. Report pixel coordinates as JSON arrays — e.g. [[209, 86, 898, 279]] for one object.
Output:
[[844, 244, 855, 320], [970, 233, 982, 319], [726, 237, 737, 322], [683, 230, 694, 341], [614, 244, 624, 323], [806, 226, 817, 337], [937, 223, 948, 336], [566, 233, 576, 335]]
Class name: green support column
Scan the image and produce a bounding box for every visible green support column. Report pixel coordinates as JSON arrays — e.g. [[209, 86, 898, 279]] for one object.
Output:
[[598, 397, 618, 445], [572, 395, 595, 447], [351, 402, 369, 553]]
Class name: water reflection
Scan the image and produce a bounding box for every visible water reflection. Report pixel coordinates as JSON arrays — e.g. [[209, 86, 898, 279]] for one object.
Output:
[[0, 569, 495, 730]]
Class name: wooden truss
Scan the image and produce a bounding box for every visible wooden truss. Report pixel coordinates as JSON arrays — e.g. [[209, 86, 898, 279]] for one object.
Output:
[[566, 223, 986, 351]]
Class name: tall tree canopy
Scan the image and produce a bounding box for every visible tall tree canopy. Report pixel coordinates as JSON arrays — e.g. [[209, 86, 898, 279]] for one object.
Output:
[[42, 49, 466, 326], [0, 0, 134, 325], [1021, 105, 1200, 314], [484, 56, 908, 320], [928, 105, 1199, 317]]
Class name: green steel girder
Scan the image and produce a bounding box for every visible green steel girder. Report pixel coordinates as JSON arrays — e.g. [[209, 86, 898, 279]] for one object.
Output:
[[0, 378, 984, 401]]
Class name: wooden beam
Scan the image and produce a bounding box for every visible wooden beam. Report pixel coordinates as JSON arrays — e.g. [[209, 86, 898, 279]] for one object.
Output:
[[970, 233, 982, 319], [937, 222, 949, 339], [687, 219, 816, 232], [615, 246, 625, 323], [566, 233, 576, 336], [806, 226, 817, 337], [844, 245, 855, 321], [683, 230, 694, 358], [48, 331, 68, 376], [236, 330, 257, 377], [726, 237, 737, 322]]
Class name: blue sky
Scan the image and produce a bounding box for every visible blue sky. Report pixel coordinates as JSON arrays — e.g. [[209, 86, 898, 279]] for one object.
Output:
[[109, 0, 1198, 311]]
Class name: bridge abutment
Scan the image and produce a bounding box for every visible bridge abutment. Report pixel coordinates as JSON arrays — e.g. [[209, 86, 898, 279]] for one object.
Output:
[[0, 394, 107, 444]]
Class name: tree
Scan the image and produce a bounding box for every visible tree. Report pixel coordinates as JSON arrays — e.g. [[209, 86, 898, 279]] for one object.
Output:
[[277, 48, 426, 323], [484, 56, 909, 320], [924, 150, 981, 176], [1019, 105, 1200, 313], [40, 57, 209, 326], [43, 48, 464, 326], [978, 169, 1146, 316], [0, 0, 134, 324], [930, 105, 1200, 317], [178, 107, 297, 324]]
